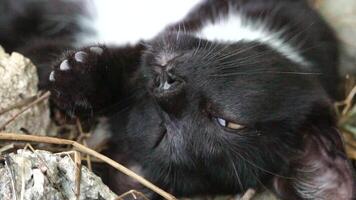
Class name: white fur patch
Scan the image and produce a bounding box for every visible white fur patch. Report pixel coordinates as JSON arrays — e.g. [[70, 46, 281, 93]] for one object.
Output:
[[86, 117, 112, 149], [196, 14, 310, 66]]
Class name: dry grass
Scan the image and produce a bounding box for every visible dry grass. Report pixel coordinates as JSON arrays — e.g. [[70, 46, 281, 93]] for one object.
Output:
[[336, 77, 356, 160]]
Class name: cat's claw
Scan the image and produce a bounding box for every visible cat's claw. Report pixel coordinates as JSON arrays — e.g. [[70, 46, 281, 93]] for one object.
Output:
[[59, 59, 70, 71], [89, 47, 104, 55], [49, 71, 55, 81], [74, 51, 88, 63]]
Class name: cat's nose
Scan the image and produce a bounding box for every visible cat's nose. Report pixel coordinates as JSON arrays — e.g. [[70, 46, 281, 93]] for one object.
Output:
[[153, 72, 185, 98]]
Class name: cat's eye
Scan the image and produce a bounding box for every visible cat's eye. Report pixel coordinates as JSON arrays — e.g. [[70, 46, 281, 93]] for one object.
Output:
[[216, 117, 244, 130]]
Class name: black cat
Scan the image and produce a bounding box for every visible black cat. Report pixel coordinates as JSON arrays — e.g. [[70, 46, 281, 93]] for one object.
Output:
[[1, 0, 354, 199]]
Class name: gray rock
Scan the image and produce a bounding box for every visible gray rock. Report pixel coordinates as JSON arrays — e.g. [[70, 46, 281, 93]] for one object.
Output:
[[314, 0, 356, 75], [0, 46, 50, 135], [0, 149, 118, 200]]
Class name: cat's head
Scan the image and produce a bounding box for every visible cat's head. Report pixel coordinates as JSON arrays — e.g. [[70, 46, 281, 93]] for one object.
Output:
[[139, 31, 354, 198]]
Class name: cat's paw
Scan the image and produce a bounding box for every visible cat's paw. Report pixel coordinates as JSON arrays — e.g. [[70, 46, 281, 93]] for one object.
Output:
[[49, 46, 106, 118]]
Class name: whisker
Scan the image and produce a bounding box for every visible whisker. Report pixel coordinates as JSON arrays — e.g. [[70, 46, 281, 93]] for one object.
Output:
[[212, 42, 264, 62], [215, 52, 276, 70], [210, 71, 322, 77], [192, 38, 203, 57], [201, 42, 219, 61], [230, 158, 245, 192], [176, 23, 181, 42], [229, 146, 295, 180]]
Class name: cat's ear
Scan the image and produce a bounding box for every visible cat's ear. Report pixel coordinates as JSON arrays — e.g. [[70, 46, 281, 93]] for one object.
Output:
[[273, 125, 355, 200]]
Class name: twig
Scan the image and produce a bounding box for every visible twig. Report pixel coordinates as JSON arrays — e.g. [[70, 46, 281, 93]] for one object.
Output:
[[56, 150, 82, 200], [73, 119, 87, 199], [19, 157, 26, 200], [117, 190, 149, 200], [5, 156, 18, 200], [22, 143, 59, 193], [345, 75, 355, 96], [74, 151, 82, 200], [0, 95, 37, 115], [343, 132, 356, 160], [5, 143, 103, 162], [82, 140, 92, 171], [0, 91, 51, 131], [240, 188, 256, 200], [76, 119, 92, 171], [0, 144, 15, 154], [345, 145, 356, 160], [335, 85, 356, 122], [23, 143, 36, 152], [0, 133, 177, 200], [342, 85, 356, 115], [18, 144, 71, 154], [344, 132, 356, 148]]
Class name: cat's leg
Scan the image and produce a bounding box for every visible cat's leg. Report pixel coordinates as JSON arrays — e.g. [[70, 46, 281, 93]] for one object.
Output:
[[48, 44, 145, 119]]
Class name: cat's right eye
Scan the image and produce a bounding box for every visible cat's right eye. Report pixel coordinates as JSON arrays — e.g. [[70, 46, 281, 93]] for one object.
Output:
[[216, 117, 245, 130]]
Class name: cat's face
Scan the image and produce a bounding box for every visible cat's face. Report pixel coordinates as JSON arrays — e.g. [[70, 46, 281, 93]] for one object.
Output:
[[139, 32, 329, 194]]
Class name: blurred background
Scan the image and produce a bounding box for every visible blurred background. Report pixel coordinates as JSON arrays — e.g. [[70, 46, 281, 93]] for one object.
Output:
[[312, 0, 356, 75], [310, 0, 356, 165]]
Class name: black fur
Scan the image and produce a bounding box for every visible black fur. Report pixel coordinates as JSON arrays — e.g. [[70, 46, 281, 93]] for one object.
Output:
[[1, 0, 354, 199]]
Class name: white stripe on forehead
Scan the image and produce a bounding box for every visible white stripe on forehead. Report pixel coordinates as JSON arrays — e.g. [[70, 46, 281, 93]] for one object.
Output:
[[195, 13, 310, 66]]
